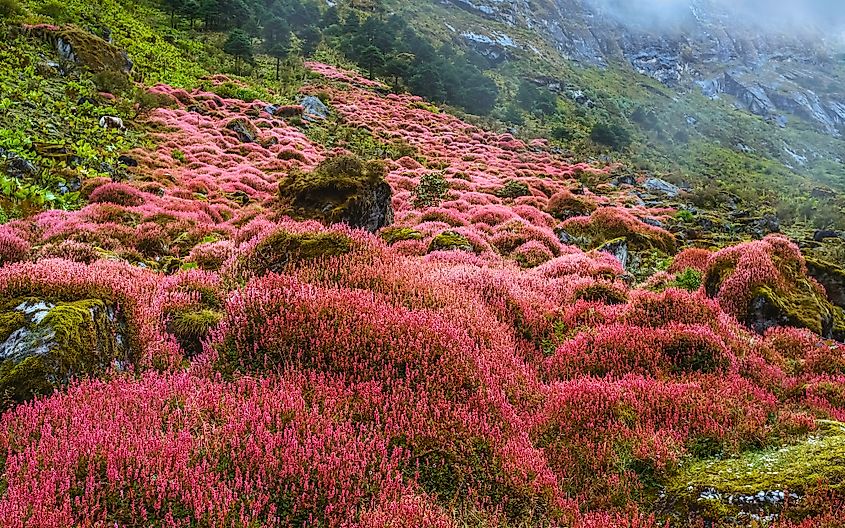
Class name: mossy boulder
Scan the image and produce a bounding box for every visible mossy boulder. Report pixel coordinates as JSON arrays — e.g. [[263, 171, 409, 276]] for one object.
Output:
[[380, 226, 422, 245], [660, 422, 845, 525], [428, 231, 473, 253], [561, 208, 677, 255], [746, 285, 845, 340], [245, 229, 353, 276], [27, 25, 133, 77], [0, 297, 130, 406], [225, 118, 258, 143], [278, 154, 393, 232], [705, 252, 845, 340], [495, 180, 531, 200]]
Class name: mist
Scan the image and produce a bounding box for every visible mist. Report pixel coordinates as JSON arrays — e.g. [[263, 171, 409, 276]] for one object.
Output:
[[583, 0, 845, 33]]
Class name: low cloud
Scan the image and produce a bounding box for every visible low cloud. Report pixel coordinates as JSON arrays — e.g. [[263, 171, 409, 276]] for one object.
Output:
[[584, 0, 845, 32]]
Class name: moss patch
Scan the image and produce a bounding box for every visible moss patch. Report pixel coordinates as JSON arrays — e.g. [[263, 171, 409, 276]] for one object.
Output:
[[246, 230, 353, 276], [661, 422, 845, 523], [428, 231, 473, 253], [166, 308, 223, 358], [31, 25, 133, 76], [380, 226, 422, 245]]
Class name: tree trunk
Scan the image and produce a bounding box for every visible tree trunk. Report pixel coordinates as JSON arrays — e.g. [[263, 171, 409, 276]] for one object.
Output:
[[276, 57, 280, 80]]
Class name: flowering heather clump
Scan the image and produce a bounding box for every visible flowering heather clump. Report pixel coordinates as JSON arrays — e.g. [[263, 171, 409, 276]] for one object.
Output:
[[704, 234, 845, 337], [512, 240, 555, 268], [0, 228, 30, 264], [561, 207, 676, 253], [544, 323, 733, 379], [88, 182, 147, 207], [669, 247, 712, 273]]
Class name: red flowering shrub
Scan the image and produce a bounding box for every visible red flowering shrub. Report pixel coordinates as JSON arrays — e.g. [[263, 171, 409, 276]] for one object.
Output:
[[544, 323, 733, 380], [669, 247, 712, 273]]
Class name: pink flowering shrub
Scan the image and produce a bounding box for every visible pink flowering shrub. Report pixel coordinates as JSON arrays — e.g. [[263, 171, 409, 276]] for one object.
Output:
[[88, 182, 147, 207], [0, 227, 30, 264], [669, 247, 712, 273]]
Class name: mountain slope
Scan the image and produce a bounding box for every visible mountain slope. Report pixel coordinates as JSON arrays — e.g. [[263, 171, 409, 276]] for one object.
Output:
[[1, 1, 845, 527]]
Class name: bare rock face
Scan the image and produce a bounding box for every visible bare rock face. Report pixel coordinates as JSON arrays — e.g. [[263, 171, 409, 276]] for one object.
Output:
[[442, 0, 845, 136]]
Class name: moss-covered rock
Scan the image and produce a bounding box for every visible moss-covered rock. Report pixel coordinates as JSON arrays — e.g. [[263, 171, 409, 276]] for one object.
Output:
[[660, 422, 845, 525], [277, 154, 393, 232], [225, 117, 258, 143], [0, 297, 130, 406], [380, 226, 422, 245], [428, 231, 473, 253], [561, 208, 677, 255], [166, 308, 223, 358], [495, 180, 531, 200], [245, 229, 353, 276], [27, 25, 133, 77], [703, 236, 845, 340]]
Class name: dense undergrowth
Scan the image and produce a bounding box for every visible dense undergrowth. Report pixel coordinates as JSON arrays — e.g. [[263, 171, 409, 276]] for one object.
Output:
[[1, 1, 845, 527]]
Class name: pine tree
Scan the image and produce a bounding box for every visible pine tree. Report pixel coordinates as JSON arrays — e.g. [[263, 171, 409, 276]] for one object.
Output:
[[223, 28, 253, 75]]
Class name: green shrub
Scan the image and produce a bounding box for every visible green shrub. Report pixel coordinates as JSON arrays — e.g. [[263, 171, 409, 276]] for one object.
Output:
[[590, 121, 632, 151], [0, 0, 23, 19], [413, 171, 449, 208], [673, 268, 703, 292], [36, 1, 68, 21], [495, 180, 531, 199]]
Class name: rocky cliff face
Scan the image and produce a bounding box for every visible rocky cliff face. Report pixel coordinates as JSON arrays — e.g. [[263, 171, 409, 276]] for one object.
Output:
[[446, 0, 845, 136]]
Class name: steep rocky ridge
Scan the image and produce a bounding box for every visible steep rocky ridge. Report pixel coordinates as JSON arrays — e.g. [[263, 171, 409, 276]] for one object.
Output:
[[442, 0, 845, 136]]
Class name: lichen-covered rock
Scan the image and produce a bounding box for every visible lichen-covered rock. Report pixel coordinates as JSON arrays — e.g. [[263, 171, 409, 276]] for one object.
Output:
[[300, 95, 329, 121], [277, 154, 393, 232], [0, 297, 130, 405]]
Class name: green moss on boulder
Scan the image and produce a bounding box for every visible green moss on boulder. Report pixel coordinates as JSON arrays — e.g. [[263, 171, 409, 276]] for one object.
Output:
[[380, 226, 422, 245], [661, 422, 845, 524], [246, 229, 353, 276], [28, 25, 132, 77], [0, 297, 130, 405], [428, 231, 473, 253], [277, 154, 393, 232]]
